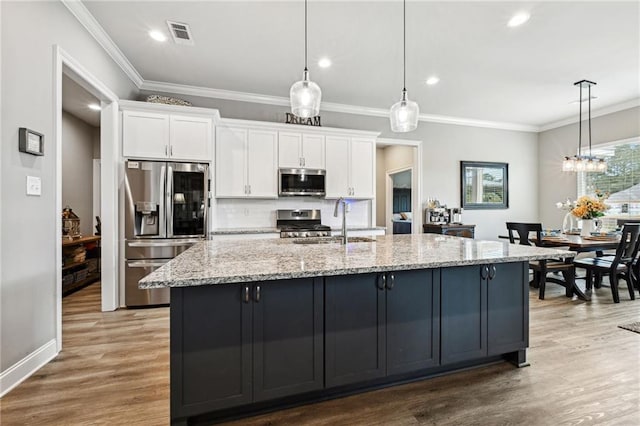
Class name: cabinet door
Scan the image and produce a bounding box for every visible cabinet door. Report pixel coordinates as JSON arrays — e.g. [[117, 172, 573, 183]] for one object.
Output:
[[215, 127, 247, 197], [349, 138, 375, 199], [122, 110, 169, 159], [386, 270, 440, 375], [253, 278, 323, 402], [301, 134, 325, 169], [171, 285, 252, 418], [278, 132, 302, 168], [325, 273, 386, 387], [324, 136, 350, 198], [246, 129, 277, 198], [487, 262, 528, 355], [170, 115, 212, 161], [440, 266, 487, 364]]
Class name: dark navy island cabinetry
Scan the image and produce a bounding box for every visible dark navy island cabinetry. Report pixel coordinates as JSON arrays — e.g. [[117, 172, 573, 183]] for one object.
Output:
[[139, 234, 573, 425], [169, 263, 527, 425]]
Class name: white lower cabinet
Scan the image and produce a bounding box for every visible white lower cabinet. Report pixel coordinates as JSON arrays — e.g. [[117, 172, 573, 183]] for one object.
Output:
[[325, 136, 375, 199], [215, 126, 277, 198]]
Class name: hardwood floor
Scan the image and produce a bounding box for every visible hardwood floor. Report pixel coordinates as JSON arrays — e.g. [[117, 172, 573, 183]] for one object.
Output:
[[1, 281, 639, 425]]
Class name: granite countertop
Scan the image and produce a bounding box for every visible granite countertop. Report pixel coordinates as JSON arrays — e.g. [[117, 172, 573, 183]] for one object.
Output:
[[209, 227, 280, 235], [330, 226, 387, 231], [140, 234, 575, 289]]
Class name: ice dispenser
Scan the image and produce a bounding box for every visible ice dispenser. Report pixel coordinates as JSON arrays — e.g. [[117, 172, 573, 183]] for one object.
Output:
[[135, 201, 160, 236]]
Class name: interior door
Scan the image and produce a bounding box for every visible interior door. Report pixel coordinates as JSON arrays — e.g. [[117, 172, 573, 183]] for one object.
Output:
[[168, 163, 208, 238]]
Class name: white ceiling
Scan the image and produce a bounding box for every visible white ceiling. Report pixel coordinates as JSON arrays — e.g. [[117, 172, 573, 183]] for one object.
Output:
[[62, 74, 101, 127], [81, 1, 640, 129]]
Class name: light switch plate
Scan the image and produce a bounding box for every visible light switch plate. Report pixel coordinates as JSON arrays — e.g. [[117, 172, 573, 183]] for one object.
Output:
[[26, 175, 42, 196]]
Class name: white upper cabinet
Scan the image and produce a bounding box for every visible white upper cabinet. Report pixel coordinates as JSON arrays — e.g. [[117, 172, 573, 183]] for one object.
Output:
[[215, 126, 277, 199], [169, 115, 212, 161], [301, 134, 325, 169], [122, 111, 170, 159], [325, 136, 351, 198], [246, 130, 278, 197], [120, 100, 218, 162], [278, 132, 302, 168], [325, 136, 375, 199], [349, 138, 375, 199], [278, 131, 325, 169], [215, 127, 247, 198]]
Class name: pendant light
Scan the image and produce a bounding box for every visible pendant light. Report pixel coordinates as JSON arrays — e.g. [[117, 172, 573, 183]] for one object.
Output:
[[390, 0, 419, 132], [562, 80, 607, 173], [290, 0, 321, 118]]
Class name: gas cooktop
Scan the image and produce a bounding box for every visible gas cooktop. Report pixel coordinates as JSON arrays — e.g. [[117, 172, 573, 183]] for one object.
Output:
[[276, 209, 331, 238]]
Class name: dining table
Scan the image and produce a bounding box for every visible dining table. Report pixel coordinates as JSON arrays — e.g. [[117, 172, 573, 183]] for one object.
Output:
[[499, 233, 621, 301]]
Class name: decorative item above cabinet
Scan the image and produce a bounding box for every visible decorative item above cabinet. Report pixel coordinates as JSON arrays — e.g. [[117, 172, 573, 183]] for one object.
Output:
[[120, 100, 219, 162]]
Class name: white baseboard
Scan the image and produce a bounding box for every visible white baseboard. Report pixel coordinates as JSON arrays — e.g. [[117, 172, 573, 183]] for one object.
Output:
[[0, 339, 58, 397]]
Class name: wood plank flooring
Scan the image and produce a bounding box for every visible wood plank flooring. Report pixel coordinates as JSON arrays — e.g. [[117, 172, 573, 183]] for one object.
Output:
[[1, 280, 639, 425]]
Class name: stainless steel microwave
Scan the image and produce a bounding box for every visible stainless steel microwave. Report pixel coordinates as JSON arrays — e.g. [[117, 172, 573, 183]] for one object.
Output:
[[278, 168, 326, 197]]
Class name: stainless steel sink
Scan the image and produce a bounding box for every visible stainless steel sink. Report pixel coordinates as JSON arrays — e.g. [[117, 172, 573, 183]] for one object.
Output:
[[292, 236, 376, 245]]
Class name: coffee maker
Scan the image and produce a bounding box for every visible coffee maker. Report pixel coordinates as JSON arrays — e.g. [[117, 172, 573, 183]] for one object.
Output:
[[449, 207, 463, 224]]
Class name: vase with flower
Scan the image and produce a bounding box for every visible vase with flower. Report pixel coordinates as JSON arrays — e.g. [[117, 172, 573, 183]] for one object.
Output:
[[571, 190, 609, 236]]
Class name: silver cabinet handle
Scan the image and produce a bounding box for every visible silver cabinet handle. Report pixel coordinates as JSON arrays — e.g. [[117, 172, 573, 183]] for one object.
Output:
[[248, 185, 251, 194], [255, 285, 261, 302], [244, 185, 248, 194], [170, 145, 173, 156], [481, 265, 489, 280], [243, 285, 250, 303], [165, 145, 169, 156], [388, 273, 395, 290], [380, 274, 387, 290], [303, 157, 306, 166], [300, 157, 303, 167], [489, 265, 497, 280]]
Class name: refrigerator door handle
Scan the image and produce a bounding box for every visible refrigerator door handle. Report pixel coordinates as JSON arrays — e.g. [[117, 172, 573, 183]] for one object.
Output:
[[167, 164, 174, 238], [159, 163, 167, 239]]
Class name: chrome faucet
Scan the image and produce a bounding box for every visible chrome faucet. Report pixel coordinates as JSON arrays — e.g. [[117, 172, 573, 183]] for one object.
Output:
[[334, 197, 348, 245]]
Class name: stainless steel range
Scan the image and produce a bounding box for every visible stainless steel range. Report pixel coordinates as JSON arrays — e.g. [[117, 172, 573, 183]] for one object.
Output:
[[277, 209, 331, 238]]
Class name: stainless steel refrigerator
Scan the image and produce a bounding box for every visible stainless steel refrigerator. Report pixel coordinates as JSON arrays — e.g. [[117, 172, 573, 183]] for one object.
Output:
[[124, 160, 209, 306]]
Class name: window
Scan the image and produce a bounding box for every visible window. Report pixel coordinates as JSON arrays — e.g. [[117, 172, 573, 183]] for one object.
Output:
[[578, 138, 640, 228]]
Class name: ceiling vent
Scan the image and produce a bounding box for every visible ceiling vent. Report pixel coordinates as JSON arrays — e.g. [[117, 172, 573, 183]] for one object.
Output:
[[166, 20, 194, 45]]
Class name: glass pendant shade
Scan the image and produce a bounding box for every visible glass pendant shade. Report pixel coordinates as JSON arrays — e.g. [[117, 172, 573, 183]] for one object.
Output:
[[596, 159, 607, 172], [562, 156, 576, 172], [390, 89, 419, 132], [290, 69, 321, 118], [574, 158, 586, 172]]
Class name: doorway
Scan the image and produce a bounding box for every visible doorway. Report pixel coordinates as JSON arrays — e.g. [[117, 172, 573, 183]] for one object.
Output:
[[60, 74, 102, 304], [54, 46, 120, 353], [388, 169, 413, 234], [375, 139, 422, 235]]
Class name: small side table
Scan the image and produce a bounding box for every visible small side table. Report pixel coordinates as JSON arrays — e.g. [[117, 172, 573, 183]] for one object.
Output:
[[423, 223, 476, 238]]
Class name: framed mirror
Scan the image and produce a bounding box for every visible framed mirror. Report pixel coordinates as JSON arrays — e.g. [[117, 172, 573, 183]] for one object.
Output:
[[460, 161, 509, 209]]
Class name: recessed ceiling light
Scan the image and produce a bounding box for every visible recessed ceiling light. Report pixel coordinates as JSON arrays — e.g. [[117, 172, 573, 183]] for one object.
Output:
[[88, 103, 101, 111], [426, 76, 440, 85], [507, 12, 530, 28], [318, 57, 332, 68], [149, 30, 168, 42]]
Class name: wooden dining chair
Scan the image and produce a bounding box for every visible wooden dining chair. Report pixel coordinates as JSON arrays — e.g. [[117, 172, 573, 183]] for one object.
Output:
[[506, 222, 576, 300], [573, 223, 640, 303], [593, 223, 640, 296]]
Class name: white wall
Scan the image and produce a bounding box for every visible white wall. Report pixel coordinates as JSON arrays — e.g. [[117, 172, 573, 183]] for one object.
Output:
[[538, 106, 640, 229], [62, 112, 96, 236], [1, 0, 137, 376], [147, 91, 539, 240]]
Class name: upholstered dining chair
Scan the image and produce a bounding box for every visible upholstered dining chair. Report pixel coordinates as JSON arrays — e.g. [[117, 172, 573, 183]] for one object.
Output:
[[506, 222, 576, 300], [573, 223, 640, 303]]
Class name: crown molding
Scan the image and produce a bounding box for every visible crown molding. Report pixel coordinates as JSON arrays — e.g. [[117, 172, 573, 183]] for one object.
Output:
[[141, 80, 540, 133], [539, 97, 640, 132], [61, 0, 143, 87]]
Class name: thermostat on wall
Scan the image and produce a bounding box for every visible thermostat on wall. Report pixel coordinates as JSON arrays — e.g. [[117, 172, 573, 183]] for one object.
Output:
[[19, 128, 45, 156]]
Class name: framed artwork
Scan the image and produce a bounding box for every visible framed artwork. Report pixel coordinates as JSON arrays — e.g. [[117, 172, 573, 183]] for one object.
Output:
[[460, 161, 509, 209]]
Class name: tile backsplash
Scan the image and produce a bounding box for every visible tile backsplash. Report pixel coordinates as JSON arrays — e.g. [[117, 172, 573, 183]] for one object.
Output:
[[213, 198, 372, 229]]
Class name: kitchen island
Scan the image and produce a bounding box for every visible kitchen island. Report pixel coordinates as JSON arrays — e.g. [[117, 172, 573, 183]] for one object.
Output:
[[140, 234, 574, 425]]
